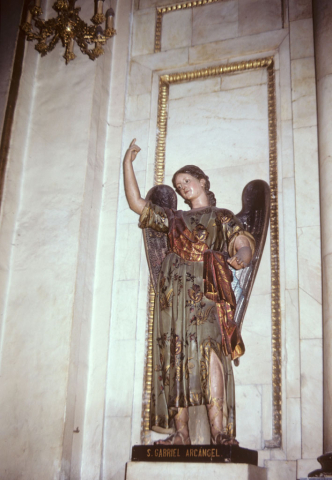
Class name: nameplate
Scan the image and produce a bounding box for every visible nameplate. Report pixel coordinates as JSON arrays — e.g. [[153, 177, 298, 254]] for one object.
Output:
[[132, 445, 258, 464]]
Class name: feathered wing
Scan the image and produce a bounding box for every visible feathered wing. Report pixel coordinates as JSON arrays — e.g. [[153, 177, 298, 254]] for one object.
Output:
[[143, 185, 177, 292], [232, 180, 270, 364]]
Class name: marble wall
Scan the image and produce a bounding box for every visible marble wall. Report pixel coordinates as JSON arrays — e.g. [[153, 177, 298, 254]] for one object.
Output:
[[109, 0, 322, 478], [0, 0, 324, 479], [0, 1, 130, 479]]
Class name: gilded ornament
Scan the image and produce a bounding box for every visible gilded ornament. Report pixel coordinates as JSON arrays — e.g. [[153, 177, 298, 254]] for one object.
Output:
[[20, 0, 116, 64]]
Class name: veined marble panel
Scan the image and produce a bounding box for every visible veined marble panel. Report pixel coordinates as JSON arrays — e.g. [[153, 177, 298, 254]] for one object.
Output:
[[285, 289, 301, 398], [103, 416, 131, 480], [106, 339, 136, 416], [279, 35, 293, 122], [299, 287, 323, 339], [280, 121, 294, 179], [220, 69, 267, 90], [192, 1, 238, 46], [126, 93, 151, 122], [132, 9, 156, 57], [161, 9, 192, 51], [291, 57, 316, 103], [235, 385, 263, 450], [286, 397, 301, 460], [297, 226, 322, 305], [127, 462, 267, 480], [282, 178, 298, 290], [165, 84, 269, 177], [113, 224, 143, 281], [111, 279, 139, 340], [288, 0, 312, 22], [293, 126, 319, 228], [238, 0, 282, 37], [290, 18, 314, 60], [258, 449, 271, 467], [189, 29, 288, 64], [169, 77, 221, 100], [234, 294, 272, 386], [300, 338, 323, 458], [270, 448, 287, 460], [262, 384, 273, 441], [291, 57, 317, 129], [134, 48, 189, 70], [128, 62, 153, 96], [265, 460, 297, 480]]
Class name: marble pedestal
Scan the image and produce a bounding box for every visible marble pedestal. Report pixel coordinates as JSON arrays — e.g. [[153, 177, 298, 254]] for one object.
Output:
[[126, 462, 267, 480]]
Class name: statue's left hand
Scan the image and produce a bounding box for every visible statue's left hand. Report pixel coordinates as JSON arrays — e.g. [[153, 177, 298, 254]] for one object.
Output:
[[227, 246, 252, 270]]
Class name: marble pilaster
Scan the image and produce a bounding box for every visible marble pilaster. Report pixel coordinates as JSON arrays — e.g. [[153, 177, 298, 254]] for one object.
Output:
[[312, 0, 332, 455], [289, 6, 323, 468]]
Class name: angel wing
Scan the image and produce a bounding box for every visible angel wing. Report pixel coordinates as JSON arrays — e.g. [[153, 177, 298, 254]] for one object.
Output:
[[231, 180, 270, 365], [142, 185, 177, 292]]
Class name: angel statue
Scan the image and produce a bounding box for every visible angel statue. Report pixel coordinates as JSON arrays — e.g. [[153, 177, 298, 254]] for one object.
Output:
[[124, 139, 270, 446]]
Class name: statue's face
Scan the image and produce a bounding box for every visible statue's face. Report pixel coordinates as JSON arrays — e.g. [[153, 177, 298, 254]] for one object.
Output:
[[174, 173, 206, 202]]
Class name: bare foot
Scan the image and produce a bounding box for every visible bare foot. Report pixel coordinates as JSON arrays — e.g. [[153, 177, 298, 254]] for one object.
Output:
[[211, 433, 239, 446], [154, 431, 191, 445]]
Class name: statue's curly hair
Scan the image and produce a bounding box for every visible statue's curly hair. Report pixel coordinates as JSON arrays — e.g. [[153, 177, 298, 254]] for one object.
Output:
[[172, 165, 216, 208]]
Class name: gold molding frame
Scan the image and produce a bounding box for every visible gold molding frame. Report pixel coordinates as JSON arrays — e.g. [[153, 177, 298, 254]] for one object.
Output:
[[155, 0, 224, 52], [141, 57, 282, 448]]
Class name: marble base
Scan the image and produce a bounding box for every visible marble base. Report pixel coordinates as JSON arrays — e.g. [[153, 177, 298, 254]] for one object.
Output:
[[126, 462, 267, 480]]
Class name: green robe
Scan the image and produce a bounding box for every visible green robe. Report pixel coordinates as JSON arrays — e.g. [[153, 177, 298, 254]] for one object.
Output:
[[140, 202, 255, 437]]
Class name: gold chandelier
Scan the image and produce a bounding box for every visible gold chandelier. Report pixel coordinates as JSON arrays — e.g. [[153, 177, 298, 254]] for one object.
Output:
[[21, 0, 116, 64]]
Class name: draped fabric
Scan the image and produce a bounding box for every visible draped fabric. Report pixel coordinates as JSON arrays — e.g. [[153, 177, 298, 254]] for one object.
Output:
[[139, 202, 255, 436]]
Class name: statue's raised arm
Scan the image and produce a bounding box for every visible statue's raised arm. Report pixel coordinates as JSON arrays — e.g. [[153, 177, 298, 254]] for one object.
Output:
[[123, 138, 146, 214]]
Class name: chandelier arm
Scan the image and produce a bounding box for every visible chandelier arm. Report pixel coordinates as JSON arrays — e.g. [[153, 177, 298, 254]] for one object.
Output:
[[25, 29, 43, 42], [47, 34, 61, 52], [75, 37, 96, 60]]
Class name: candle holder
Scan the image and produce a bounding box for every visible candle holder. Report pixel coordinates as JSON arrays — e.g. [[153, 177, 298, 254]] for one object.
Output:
[[20, 0, 116, 64]]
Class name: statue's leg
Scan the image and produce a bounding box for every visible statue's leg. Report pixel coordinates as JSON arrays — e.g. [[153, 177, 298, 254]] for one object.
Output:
[[206, 350, 239, 445], [154, 407, 191, 445], [206, 349, 225, 443]]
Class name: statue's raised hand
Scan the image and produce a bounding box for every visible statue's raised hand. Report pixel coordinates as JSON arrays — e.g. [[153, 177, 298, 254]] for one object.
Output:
[[124, 138, 141, 163]]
